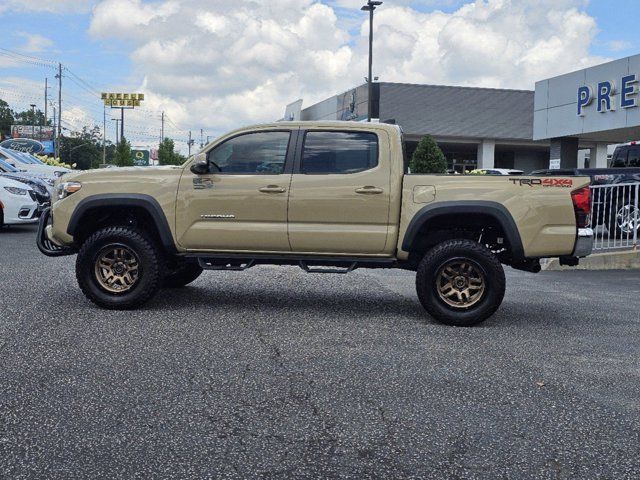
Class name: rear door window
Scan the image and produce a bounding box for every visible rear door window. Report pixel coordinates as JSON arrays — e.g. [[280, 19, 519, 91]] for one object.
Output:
[[301, 131, 378, 174]]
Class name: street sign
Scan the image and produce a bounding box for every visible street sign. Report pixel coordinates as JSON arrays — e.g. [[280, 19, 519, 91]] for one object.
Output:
[[131, 149, 149, 166], [101, 92, 145, 107], [0, 138, 45, 154]]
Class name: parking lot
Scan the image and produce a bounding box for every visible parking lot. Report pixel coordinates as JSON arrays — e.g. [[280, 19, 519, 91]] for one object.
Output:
[[0, 224, 639, 478]]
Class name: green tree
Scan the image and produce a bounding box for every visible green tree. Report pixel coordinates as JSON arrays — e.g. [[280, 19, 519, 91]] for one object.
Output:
[[13, 108, 48, 127], [0, 99, 14, 139], [158, 137, 186, 166], [114, 137, 133, 167], [59, 126, 103, 170], [409, 135, 447, 174]]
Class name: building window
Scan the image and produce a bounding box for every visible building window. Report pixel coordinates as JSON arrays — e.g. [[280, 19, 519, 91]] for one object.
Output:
[[301, 131, 378, 174]]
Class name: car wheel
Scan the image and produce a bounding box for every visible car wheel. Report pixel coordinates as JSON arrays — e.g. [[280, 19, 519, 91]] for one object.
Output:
[[163, 261, 203, 288], [416, 239, 506, 327], [608, 200, 639, 239], [76, 226, 163, 309]]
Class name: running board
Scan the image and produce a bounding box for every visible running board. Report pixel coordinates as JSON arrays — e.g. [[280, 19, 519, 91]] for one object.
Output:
[[198, 258, 255, 271], [298, 261, 357, 274], [190, 253, 396, 273]]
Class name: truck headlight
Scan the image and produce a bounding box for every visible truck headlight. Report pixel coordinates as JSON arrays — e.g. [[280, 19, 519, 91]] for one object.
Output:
[[4, 186, 27, 196], [57, 182, 82, 200]]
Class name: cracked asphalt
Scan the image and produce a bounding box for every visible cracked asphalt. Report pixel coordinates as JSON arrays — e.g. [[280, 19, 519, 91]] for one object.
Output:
[[1, 224, 639, 479]]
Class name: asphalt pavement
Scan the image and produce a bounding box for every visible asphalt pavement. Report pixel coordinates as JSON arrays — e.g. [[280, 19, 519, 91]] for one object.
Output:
[[1, 224, 639, 479]]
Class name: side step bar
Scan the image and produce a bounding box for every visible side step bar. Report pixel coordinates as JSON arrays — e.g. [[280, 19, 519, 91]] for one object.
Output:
[[198, 258, 255, 271], [298, 261, 357, 274], [191, 253, 396, 273]]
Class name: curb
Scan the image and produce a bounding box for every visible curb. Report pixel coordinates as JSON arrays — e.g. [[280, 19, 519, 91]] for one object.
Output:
[[543, 249, 640, 271]]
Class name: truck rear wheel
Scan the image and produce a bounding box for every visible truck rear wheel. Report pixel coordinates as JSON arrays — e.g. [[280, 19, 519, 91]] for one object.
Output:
[[416, 239, 505, 327], [76, 226, 163, 309]]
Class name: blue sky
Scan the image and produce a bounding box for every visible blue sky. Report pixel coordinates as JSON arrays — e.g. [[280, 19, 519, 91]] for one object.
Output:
[[0, 0, 640, 150]]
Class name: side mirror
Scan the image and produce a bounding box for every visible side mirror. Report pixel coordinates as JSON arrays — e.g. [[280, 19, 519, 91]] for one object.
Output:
[[190, 153, 209, 175]]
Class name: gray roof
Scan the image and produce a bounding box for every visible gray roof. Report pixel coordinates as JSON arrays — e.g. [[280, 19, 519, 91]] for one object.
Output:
[[378, 83, 534, 141]]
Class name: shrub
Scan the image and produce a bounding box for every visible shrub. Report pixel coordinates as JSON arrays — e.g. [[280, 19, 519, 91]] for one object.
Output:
[[409, 135, 447, 174]]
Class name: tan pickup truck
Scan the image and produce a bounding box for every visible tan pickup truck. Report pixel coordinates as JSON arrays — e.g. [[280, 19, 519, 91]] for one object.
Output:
[[37, 122, 593, 326]]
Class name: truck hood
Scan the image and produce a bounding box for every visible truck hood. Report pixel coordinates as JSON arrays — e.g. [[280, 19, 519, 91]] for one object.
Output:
[[64, 165, 183, 183]]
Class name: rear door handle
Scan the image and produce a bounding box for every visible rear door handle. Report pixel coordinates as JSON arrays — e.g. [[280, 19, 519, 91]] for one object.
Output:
[[355, 186, 384, 195], [259, 185, 287, 194]]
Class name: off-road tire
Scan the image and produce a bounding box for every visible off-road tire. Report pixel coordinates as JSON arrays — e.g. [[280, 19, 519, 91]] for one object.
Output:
[[416, 239, 505, 327], [163, 261, 203, 288], [76, 226, 163, 309]]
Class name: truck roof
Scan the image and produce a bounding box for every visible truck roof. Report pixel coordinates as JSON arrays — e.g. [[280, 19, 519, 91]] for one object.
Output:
[[236, 121, 403, 134]]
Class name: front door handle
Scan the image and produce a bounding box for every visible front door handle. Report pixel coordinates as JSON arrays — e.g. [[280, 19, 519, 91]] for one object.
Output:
[[355, 186, 384, 195], [259, 185, 287, 194]]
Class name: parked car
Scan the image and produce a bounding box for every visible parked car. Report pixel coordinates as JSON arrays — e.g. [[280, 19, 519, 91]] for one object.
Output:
[[0, 176, 40, 227], [469, 168, 524, 176], [0, 158, 52, 205], [38, 121, 593, 327], [0, 147, 70, 178], [611, 143, 640, 168]]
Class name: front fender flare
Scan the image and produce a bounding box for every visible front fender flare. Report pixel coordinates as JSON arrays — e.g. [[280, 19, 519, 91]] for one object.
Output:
[[67, 193, 176, 254]]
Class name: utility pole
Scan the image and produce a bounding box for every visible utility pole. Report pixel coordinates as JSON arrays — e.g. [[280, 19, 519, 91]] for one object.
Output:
[[160, 111, 165, 145], [361, 1, 382, 122], [112, 119, 120, 146], [56, 63, 62, 157], [200, 128, 204, 148], [43, 78, 47, 141], [102, 105, 106, 165], [188, 130, 192, 156]]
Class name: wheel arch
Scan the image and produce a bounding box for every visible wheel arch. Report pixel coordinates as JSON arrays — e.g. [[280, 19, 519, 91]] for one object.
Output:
[[67, 194, 177, 254], [402, 201, 525, 261]]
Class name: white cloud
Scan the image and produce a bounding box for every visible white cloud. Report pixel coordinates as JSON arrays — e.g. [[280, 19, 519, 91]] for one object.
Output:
[[85, 0, 607, 148], [16, 33, 54, 52], [606, 40, 632, 52], [61, 106, 96, 133]]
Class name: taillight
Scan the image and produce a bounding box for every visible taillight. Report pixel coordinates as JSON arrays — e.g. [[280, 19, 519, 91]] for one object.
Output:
[[571, 186, 591, 228]]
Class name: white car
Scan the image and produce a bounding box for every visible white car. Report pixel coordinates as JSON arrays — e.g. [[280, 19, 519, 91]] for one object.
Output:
[[0, 176, 40, 226], [0, 147, 70, 178], [469, 168, 525, 176]]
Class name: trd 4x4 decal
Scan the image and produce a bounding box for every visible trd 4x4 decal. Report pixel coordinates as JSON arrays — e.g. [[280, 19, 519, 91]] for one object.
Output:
[[510, 178, 573, 188]]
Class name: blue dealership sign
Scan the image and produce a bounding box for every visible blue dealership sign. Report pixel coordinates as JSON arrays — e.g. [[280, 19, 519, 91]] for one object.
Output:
[[41, 140, 55, 154]]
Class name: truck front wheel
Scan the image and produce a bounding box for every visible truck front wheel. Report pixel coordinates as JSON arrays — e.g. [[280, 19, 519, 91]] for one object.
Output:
[[416, 239, 505, 327], [76, 226, 163, 309]]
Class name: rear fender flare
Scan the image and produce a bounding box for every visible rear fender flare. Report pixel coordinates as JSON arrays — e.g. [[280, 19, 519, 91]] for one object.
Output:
[[402, 201, 525, 261]]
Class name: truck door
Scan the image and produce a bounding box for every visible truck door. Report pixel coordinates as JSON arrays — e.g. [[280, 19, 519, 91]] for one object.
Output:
[[176, 129, 295, 252], [287, 129, 392, 255]]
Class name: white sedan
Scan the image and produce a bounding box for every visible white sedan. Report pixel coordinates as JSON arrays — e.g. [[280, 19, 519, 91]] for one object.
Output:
[[0, 176, 40, 226], [0, 147, 70, 178]]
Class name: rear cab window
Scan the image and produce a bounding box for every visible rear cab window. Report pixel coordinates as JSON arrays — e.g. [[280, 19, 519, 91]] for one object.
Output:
[[301, 131, 379, 174]]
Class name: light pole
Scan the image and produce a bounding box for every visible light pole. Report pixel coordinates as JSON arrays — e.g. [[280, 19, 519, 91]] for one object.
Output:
[[361, 0, 382, 122]]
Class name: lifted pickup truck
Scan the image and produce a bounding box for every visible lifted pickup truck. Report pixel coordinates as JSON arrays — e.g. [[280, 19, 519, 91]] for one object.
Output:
[[38, 122, 593, 326]]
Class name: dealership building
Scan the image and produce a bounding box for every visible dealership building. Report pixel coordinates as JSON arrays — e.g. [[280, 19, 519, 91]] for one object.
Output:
[[285, 54, 640, 173]]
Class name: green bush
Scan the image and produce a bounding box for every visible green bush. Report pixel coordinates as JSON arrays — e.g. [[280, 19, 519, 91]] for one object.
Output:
[[409, 135, 447, 174]]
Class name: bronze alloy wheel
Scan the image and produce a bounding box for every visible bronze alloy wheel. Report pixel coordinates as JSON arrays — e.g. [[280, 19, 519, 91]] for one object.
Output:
[[94, 244, 141, 294], [436, 258, 486, 309]]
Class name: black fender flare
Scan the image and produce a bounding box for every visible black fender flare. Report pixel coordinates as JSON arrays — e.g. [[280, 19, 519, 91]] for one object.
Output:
[[402, 201, 525, 261], [67, 193, 176, 254]]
